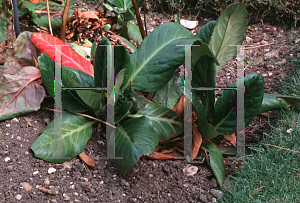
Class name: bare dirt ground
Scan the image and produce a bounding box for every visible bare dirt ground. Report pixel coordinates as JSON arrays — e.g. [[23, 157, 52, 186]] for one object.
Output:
[[1, 3, 300, 203]]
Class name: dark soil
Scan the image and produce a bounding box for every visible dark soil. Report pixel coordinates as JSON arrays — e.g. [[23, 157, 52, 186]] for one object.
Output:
[[0, 101, 239, 203], [1, 2, 299, 203]]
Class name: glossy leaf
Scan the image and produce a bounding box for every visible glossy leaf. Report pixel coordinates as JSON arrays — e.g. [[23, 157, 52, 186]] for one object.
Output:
[[213, 72, 264, 135], [195, 21, 216, 44], [94, 38, 110, 89], [258, 93, 300, 114], [31, 32, 94, 76], [127, 21, 142, 43], [38, 53, 92, 112], [192, 92, 218, 141], [153, 75, 182, 110], [122, 22, 197, 92], [30, 112, 97, 163], [0, 57, 45, 121], [133, 103, 183, 141], [32, 1, 74, 27], [191, 41, 218, 68], [75, 89, 104, 111], [192, 56, 216, 121], [202, 143, 225, 187], [209, 3, 247, 72], [114, 45, 131, 76], [23, 1, 35, 11], [114, 117, 159, 174]]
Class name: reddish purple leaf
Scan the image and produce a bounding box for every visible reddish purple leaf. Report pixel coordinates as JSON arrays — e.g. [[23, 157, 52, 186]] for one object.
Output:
[[0, 57, 45, 121]]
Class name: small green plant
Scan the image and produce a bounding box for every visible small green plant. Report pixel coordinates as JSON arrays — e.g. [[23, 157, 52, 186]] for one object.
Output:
[[101, 0, 145, 46], [102, 0, 145, 22]]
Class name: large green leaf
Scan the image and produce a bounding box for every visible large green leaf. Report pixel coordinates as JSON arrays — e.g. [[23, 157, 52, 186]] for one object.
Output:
[[258, 93, 300, 114], [202, 143, 225, 187], [195, 21, 216, 44], [32, 1, 73, 27], [121, 22, 197, 92], [132, 103, 183, 140], [209, 3, 247, 72], [191, 41, 218, 69], [30, 112, 97, 163], [75, 89, 103, 111], [114, 45, 131, 75], [94, 38, 110, 89], [192, 56, 216, 121], [192, 92, 218, 141], [153, 75, 182, 110], [213, 72, 264, 135], [39, 53, 92, 112], [114, 117, 159, 174]]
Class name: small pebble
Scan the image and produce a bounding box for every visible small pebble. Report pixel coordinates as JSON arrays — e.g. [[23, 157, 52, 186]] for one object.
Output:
[[48, 167, 57, 174], [20, 182, 32, 191], [33, 171, 39, 175], [16, 194, 22, 200], [183, 164, 198, 176], [80, 177, 88, 182], [63, 193, 70, 201], [121, 179, 130, 187], [44, 178, 50, 185], [5, 157, 10, 162]]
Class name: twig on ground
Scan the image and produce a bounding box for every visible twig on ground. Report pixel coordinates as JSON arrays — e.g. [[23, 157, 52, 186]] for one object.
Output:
[[41, 107, 116, 128]]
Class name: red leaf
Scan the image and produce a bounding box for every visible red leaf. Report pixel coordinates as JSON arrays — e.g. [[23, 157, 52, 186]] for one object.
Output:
[[31, 33, 94, 76]]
